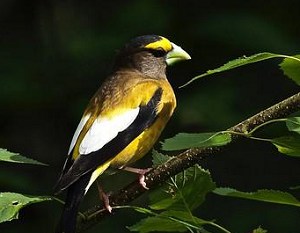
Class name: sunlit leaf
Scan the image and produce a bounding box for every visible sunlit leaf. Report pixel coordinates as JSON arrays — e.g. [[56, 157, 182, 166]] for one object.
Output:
[[213, 188, 300, 207], [286, 117, 300, 134], [149, 165, 216, 211], [0, 192, 52, 223], [161, 132, 231, 151], [271, 135, 300, 157], [181, 52, 281, 87], [280, 55, 300, 85], [0, 149, 47, 165]]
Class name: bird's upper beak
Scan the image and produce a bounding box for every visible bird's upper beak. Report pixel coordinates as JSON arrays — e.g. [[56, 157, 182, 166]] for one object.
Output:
[[166, 42, 191, 66]]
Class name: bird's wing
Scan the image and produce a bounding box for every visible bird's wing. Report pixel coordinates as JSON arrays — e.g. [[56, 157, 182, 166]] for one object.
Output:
[[68, 108, 140, 156], [79, 108, 140, 155], [68, 114, 90, 155], [55, 77, 163, 192]]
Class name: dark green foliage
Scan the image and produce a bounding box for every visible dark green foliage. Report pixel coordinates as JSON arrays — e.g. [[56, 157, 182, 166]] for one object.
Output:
[[0, 149, 47, 165], [0, 193, 51, 223], [128, 159, 220, 233], [213, 188, 300, 207], [2, 1, 300, 232], [161, 132, 231, 151]]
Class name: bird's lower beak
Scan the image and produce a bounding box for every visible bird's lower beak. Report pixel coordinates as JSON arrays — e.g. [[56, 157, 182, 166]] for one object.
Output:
[[166, 42, 191, 66]]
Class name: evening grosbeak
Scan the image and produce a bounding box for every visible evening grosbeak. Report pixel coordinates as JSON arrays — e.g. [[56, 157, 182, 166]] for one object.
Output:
[[55, 35, 191, 233]]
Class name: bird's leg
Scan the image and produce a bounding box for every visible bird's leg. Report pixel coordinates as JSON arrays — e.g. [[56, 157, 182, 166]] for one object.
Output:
[[96, 181, 112, 213], [122, 167, 152, 190]]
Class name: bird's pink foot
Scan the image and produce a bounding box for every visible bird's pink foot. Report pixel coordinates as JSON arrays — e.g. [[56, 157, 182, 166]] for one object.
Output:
[[138, 174, 148, 190], [97, 182, 112, 213], [122, 167, 152, 190]]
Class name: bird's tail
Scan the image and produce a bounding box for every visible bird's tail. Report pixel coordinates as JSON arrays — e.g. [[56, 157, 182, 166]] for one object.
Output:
[[55, 174, 90, 233]]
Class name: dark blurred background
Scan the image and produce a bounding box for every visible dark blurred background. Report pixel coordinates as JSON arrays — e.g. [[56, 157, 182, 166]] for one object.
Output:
[[1, 1, 300, 233]]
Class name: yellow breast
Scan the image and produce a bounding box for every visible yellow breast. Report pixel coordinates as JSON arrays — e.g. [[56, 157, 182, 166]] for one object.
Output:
[[110, 79, 176, 168]]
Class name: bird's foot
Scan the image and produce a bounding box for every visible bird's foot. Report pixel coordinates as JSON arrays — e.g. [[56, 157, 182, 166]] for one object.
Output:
[[97, 182, 112, 213], [122, 167, 152, 190]]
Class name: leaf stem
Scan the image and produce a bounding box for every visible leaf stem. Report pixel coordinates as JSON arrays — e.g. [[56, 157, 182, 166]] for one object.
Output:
[[247, 118, 288, 135], [276, 55, 300, 63], [209, 222, 232, 233]]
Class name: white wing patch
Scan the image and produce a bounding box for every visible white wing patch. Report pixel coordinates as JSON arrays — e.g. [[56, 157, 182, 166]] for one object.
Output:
[[79, 108, 140, 155], [68, 114, 91, 155]]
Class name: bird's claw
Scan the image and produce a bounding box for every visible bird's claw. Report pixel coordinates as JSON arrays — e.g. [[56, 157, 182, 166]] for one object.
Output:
[[139, 174, 149, 190], [97, 182, 113, 213], [122, 167, 152, 190]]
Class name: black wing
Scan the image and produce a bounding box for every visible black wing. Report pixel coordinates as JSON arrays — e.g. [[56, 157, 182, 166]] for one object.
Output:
[[55, 87, 163, 192]]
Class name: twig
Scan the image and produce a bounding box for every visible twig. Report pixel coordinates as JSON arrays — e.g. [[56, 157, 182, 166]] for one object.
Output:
[[77, 91, 300, 232]]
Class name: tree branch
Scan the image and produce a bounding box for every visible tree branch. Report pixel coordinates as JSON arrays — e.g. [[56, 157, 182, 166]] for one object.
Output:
[[77, 91, 300, 232]]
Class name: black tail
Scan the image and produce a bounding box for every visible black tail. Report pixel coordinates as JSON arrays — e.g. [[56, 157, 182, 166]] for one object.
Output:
[[55, 174, 90, 233]]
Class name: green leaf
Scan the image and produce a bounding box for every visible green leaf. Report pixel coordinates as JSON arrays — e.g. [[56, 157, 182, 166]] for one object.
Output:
[[181, 52, 281, 87], [161, 132, 231, 151], [0, 192, 52, 223], [151, 150, 172, 167], [129, 162, 227, 233], [0, 148, 47, 165], [213, 188, 300, 207], [271, 135, 300, 157], [280, 55, 300, 85], [149, 165, 216, 211], [286, 117, 300, 134], [161, 210, 210, 226], [128, 209, 211, 233], [128, 216, 187, 232], [253, 226, 268, 233]]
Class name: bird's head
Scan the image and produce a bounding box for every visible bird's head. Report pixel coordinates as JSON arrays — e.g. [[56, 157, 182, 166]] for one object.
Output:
[[113, 35, 191, 77]]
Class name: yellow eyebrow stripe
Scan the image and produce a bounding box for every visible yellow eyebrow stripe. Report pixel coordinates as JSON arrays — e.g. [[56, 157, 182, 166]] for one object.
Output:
[[145, 36, 172, 52]]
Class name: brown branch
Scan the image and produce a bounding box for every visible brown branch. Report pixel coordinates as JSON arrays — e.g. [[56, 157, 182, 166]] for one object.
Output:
[[77, 91, 300, 232]]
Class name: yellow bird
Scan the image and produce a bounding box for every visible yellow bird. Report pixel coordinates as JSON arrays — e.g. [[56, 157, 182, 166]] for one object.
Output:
[[55, 35, 191, 233]]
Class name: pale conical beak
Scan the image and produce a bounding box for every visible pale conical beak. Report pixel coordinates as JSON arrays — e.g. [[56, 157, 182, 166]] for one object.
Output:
[[166, 42, 191, 66]]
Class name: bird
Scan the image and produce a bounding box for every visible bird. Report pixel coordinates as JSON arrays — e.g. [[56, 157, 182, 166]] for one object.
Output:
[[54, 35, 191, 233]]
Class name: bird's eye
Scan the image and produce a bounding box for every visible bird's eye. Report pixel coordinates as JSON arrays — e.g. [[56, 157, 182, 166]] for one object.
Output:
[[151, 47, 166, 57]]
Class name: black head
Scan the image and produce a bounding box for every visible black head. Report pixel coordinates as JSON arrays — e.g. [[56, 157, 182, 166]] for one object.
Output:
[[113, 35, 191, 77]]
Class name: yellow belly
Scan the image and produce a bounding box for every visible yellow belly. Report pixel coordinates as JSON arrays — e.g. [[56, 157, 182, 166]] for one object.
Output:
[[109, 115, 168, 168], [86, 117, 167, 191], [109, 85, 176, 168], [91, 79, 176, 178]]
